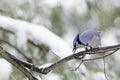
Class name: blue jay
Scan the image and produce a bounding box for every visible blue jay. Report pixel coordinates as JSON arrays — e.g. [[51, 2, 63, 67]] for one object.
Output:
[[73, 29, 101, 53]]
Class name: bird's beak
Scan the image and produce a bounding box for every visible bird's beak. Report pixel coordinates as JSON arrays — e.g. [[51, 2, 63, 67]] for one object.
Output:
[[72, 47, 76, 54]]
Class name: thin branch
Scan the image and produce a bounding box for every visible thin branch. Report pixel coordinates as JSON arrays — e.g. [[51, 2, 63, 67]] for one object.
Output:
[[103, 57, 109, 80], [72, 49, 118, 72], [40, 45, 120, 74], [74, 61, 84, 71], [80, 49, 118, 62], [75, 44, 120, 57], [0, 47, 38, 80], [0, 44, 120, 75]]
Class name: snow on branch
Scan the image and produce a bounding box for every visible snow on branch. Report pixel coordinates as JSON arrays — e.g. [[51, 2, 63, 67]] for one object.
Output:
[[0, 15, 72, 58]]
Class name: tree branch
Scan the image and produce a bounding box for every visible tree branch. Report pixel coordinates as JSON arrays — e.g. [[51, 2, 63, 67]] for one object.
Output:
[[0, 44, 120, 77], [39, 44, 120, 74], [0, 47, 38, 80]]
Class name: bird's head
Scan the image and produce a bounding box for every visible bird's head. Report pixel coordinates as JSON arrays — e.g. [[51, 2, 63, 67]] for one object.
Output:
[[73, 34, 80, 53]]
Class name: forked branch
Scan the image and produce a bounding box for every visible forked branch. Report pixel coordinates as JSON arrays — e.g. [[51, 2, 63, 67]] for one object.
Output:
[[0, 44, 120, 79]]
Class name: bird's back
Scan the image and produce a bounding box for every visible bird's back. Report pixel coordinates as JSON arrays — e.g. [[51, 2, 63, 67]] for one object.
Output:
[[79, 30, 101, 47]]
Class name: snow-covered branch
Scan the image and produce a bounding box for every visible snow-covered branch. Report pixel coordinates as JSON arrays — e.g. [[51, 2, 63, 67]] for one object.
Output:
[[0, 15, 72, 58]]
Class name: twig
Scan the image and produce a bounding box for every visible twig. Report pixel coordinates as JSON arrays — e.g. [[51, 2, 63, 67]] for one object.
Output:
[[72, 49, 118, 80], [0, 47, 38, 80], [79, 49, 118, 62], [103, 57, 109, 80], [73, 49, 118, 70], [74, 61, 84, 71], [0, 45, 120, 75]]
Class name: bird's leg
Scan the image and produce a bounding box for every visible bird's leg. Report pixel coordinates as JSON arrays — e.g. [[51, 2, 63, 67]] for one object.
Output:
[[89, 46, 93, 50], [85, 47, 89, 51], [85, 46, 93, 54], [85, 43, 89, 51]]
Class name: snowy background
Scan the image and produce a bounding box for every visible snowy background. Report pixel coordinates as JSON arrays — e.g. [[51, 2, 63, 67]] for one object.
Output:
[[0, 0, 120, 80]]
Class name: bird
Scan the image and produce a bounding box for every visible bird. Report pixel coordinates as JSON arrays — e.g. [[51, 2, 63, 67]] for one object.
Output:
[[73, 29, 101, 53]]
